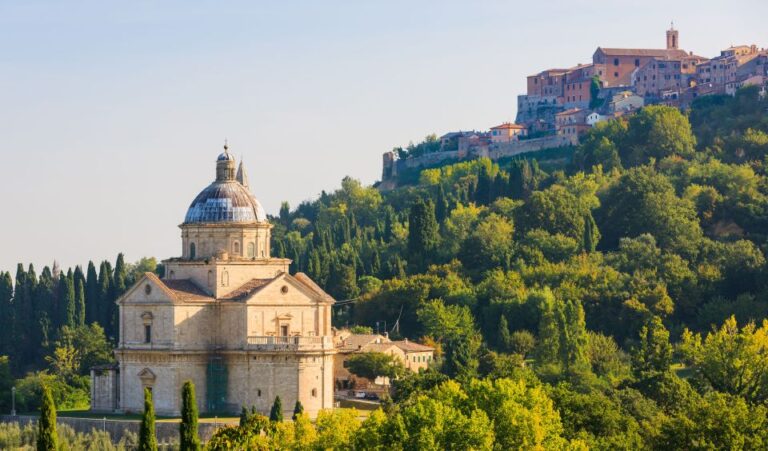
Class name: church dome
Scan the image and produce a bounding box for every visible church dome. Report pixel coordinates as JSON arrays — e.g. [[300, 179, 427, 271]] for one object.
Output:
[[184, 147, 267, 224], [184, 182, 267, 223]]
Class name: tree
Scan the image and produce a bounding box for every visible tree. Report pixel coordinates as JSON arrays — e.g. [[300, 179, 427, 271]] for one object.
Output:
[[597, 165, 702, 256], [459, 213, 515, 278], [36, 384, 57, 451], [407, 198, 438, 270], [346, 352, 405, 382], [589, 75, 603, 109], [292, 400, 304, 421], [270, 396, 283, 422], [97, 261, 112, 331], [508, 330, 536, 358], [623, 105, 696, 166], [56, 271, 75, 329], [633, 316, 672, 378], [139, 387, 158, 451], [75, 279, 86, 327], [583, 212, 598, 253], [180, 380, 200, 451], [680, 316, 768, 404], [279, 201, 291, 226], [497, 314, 512, 352], [561, 300, 590, 374], [85, 261, 99, 325], [0, 273, 13, 358]]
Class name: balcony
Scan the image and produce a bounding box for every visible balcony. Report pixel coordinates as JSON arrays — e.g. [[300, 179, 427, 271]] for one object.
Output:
[[246, 335, 334, 352]]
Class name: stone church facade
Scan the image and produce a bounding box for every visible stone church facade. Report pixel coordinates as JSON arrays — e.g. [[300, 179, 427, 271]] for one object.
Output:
[[91, 146, 336, 418]]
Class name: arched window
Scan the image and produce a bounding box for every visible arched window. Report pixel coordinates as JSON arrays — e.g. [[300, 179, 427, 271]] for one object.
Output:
[[233, 241, 240, 255], [222, 271, 229, 287], [247, 243, 255, 258], [189, 243, 196, 260], [207, 270, 213, 287]]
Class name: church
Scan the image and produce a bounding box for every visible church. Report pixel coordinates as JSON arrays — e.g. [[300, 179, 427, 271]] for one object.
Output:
[[90, 145, 336, 418]]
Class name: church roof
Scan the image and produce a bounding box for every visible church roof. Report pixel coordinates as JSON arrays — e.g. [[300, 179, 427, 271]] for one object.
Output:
[[184, 181, 267, 223], [219, 278, 273, 301], [293, 272, 335, 302], [162, 279, 213, 301], [596, 47, 690, 59]]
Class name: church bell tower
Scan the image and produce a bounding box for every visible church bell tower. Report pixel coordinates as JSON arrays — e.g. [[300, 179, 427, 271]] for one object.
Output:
[[666, 22, 679, 50]]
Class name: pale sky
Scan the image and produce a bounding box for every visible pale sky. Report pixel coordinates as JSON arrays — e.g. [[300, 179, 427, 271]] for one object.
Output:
[[1, 0, 765, 274]]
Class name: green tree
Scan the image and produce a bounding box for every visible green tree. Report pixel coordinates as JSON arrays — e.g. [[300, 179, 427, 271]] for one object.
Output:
[[292, 400, 304, 421], [561, 300, 590, 374], [270, 396, 283, 422], [459, 213, 515, 278], [139, 387, 158, 451], [346, 352, 405, 382], [497, 314, 512, 352], [623, 105, 696, 166], [583, 212, 599, 253], [597, 165, 702, 256], [633, 316, 672, 378], [57, 271, 75, 329], [85, 261, 99, 325], [680, 316, 768, 404], [588, 75, 603, 109], [0, 273, 13, 358], [36, 384, 57, 451], [75, 279, 86, 327], [408, 198, 439, 271], [180, 380, 200, 451]]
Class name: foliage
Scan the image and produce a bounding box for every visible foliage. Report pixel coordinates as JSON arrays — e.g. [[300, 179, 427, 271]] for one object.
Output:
[[269, 396, 283, 422], [346, 352, 405, 381], [180, 380, 201, 451], [139, 387, 157, 451], [36, 385, 57, 451]]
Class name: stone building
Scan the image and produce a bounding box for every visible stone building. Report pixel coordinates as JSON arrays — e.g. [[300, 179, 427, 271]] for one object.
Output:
[[332, 332, 434, 389], [92, 145, 336, 418]]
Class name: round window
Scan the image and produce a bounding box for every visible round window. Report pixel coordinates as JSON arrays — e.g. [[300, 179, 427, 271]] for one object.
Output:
[[281, 285, 289, 294]]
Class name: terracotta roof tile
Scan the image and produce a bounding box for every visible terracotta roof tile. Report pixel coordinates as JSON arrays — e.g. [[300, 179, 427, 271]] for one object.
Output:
[[597, 47, 690, 59], [161, 279, 213, 301], [219, 278, 273, 301], [293, 272, 335, 302], [392, 340, 434, 352]]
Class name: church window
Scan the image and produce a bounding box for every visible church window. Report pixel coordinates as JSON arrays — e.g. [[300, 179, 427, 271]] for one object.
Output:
[[190, 243, 196, 259], [247, 243, 255, 258], [144, 325, 152, 343], [233, 241, 240, 255], [207, 270, 213, 287], [144, 284, 152, 295], [311, 388, 318, 397], [222, 271, 229, 287], [281, 285, 289, 294], [280, 325, 289, 336]]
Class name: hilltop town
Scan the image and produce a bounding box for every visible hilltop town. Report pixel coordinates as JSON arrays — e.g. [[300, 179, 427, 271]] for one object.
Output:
[[381, 25, 767, 187]]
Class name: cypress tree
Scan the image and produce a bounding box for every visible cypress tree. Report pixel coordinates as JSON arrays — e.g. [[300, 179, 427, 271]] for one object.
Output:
[[561, 300, 590, 374], [37, 384, 57, 451], [269, 396, 283, 422], [0, 273, 14, 358], [85, 261, 99, 324], [292, 400, 304, 420], [435, 184, 449, 223], [13, 264, 28, 364], [475, 164, 493, 205], [279, 201, 291, 227], [97, 261, 112, 331], [110, 254, 127, 337], [179, 380, 201, 451], [139, 387, 158, 451], [583, 212, 600, 253], [239, 406, 249, 427], [497, 314, 512, 352], [407, 198, 438, 271], [56, 270, 75, 329], [75, 279, 86, 327], [73, 265, 85, 307]]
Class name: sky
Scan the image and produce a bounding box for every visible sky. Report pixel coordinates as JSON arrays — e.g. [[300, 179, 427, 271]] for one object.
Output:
[[0, 0, 766, 274]]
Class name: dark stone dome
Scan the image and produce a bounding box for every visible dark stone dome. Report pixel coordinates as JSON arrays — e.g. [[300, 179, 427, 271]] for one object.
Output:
[[184, 181, 266, 224]]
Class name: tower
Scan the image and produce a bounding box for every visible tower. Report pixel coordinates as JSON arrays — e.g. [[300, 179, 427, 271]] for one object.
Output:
[[666, 22, 679, 50]]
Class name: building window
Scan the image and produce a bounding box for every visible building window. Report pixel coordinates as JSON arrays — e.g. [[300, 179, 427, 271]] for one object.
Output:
[[189, 243, 196, 260], [144, 325, 151, 343], [257, 389, 262, 397], [233, 241, 240, 255], [222, 271, 229, 287], [207, 270, 213, 287], [613, 58, 619, 66], [614, 72, 618, 78], [280, 325, 289, 336], [247, 243, 255, 258], [635, 58, 640, 67], [311, 388, 317, 397]]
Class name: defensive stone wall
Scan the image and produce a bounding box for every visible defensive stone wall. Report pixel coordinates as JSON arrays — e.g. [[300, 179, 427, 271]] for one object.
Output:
[[381, 135, 570, 188]]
